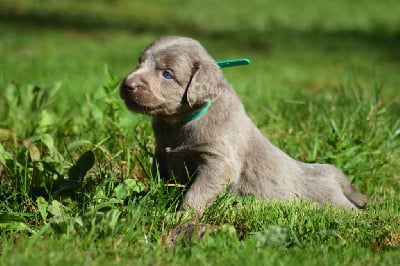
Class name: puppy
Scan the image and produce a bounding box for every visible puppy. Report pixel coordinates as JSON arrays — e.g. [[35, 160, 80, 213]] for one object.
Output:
[[120, 36, 369, 213]]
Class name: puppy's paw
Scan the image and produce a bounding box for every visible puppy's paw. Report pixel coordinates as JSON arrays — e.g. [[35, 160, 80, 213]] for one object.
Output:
[[164, 222, 219, 247]]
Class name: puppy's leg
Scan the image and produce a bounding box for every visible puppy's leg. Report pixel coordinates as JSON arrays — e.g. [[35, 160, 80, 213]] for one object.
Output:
[[181, 161, 238, 213], [332, 168, 369, 208], [327, 190, 359, 209], [302, 163, 368, 209], [313, 164, 369, 208]]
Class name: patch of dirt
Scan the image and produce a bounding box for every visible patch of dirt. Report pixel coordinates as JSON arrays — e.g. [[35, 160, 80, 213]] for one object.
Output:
[[386, 230, 400, 247]]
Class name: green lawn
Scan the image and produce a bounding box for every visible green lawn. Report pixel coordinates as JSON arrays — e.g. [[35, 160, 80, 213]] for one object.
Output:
[[1, 1, 399, 265]]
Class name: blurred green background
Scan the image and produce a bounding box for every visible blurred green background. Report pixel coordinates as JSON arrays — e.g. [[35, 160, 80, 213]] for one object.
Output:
[[1, 0, 399, 113]]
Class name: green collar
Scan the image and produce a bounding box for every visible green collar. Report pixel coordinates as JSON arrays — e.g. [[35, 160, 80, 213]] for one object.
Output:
[[180, 58, 250, 123], [181, 101, 212, 123]]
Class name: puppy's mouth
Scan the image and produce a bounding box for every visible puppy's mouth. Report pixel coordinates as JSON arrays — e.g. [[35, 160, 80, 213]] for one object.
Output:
[[122, 97, 162, 115], [120, 84, 184, 119], [123, 97, 190, 121], [120, 84, 162, 115]]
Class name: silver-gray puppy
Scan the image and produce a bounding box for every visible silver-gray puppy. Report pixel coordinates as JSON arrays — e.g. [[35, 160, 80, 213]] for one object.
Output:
[[120, 36, 369, 212]]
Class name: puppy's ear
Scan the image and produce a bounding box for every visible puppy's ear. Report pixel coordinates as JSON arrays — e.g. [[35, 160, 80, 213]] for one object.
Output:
[[185, 61, 225, 106]]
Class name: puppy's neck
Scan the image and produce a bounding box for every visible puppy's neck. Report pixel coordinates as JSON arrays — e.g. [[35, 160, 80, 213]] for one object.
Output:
[[180, 101, 211, 123], [151, 101, 212, 126]]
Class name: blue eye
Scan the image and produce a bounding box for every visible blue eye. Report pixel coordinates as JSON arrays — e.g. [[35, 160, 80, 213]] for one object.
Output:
[[162, 70, 174, 80]]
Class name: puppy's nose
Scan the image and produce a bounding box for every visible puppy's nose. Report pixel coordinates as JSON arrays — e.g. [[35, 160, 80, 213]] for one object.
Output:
[[123, 77, 141, 92]]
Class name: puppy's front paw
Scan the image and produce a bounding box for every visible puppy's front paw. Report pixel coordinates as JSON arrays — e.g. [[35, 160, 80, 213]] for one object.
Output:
[[179, 201, 205, 217], [164, 222, 219, 247]]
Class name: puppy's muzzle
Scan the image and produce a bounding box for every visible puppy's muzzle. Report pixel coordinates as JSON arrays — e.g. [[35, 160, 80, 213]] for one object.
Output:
[[120, 76, 146, 100]]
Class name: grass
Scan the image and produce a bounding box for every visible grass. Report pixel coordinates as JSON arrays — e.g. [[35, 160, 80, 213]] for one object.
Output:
[[1, 0, 400, 265]]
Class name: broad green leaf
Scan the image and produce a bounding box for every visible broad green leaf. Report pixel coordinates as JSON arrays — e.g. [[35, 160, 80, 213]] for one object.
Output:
[[250, 225, 289, 248], [36, 196, 49, 221], [39, 110, 54, 130], [39, 134, 55, 153], [47, 200, 63, 217], [106, 209, 121, 229], [114, 183, 128, 200], [125, 178, 145, 193], [65, 140, 93, 154], [29, 134, 55, 155]]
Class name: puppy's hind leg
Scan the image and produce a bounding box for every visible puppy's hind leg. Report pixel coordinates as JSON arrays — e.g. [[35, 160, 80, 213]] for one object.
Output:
[[331, 166, 369, 208], [341, 179, 369, 208], [328, 190, 359, 209]]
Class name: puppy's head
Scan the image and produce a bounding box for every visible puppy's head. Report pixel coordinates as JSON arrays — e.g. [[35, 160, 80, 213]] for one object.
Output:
[[120, 36, 227, 120]]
